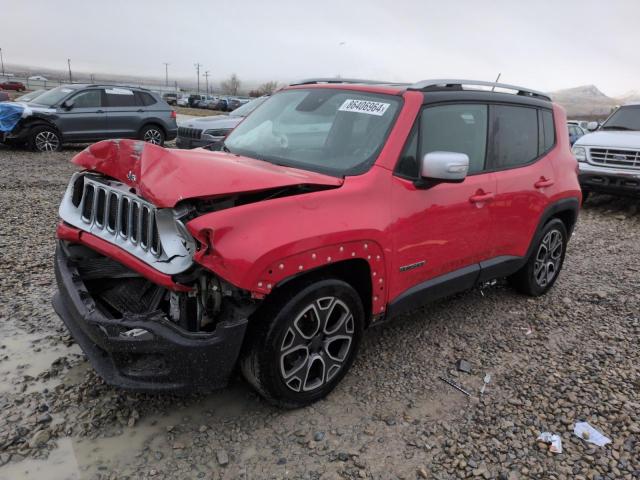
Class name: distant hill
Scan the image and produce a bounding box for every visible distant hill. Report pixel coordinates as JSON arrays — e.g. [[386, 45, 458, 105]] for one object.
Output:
[[617, 90, 640, 105], [549, 85, 619, 118]]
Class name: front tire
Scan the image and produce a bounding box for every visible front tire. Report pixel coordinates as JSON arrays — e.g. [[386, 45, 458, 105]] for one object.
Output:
[[509, 219, 567, 296], [241, 279, 364, 408], [140, 125, 165, 146], [29, 126, 62, 152]]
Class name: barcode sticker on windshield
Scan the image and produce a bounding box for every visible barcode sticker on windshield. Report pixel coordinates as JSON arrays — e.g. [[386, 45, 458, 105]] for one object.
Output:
[[338, 99, 390, 116]]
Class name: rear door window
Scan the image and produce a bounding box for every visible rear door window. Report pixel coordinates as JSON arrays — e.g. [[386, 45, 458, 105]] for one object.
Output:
[[487, 105, 538, 169], [105, 88, 139, 107]]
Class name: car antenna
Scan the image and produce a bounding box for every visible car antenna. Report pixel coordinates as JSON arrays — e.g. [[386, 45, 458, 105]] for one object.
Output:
[[491, 73, 501, 92]]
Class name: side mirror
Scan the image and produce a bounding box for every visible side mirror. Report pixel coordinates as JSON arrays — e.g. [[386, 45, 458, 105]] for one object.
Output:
[[586, 121, 599, 131], [417, 151, 469, 187], [62, 99, 74, 110]]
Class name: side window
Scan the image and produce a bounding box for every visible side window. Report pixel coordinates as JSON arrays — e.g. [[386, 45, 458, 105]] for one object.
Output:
[[420, 104, 488, 174], [542, 110, 555, 152], [70, 89, 102, 108], [488, 105, 538, 169], [105, 88, 138, 107]]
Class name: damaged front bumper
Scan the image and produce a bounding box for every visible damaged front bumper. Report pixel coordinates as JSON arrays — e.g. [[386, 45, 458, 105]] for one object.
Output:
[[53, 242, 249, 392]]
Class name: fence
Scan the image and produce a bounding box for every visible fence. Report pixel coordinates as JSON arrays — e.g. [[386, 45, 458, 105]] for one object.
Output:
[[0, 73, 201, 96]]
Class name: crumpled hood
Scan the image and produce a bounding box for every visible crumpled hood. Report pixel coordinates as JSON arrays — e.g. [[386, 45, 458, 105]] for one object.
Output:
[[575, 130, 640, 149], [72, 139, 343, 208]]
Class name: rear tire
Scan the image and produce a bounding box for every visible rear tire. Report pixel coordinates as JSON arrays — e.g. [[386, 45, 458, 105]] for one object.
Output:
[[509, 218, 567, 296], [29, 126, 62, 152], [240, 279, 364, 408], [140, 125, 165, 146]]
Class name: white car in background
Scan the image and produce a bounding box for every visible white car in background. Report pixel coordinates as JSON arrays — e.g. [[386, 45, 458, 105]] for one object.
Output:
[[573, 103, 640, 200]]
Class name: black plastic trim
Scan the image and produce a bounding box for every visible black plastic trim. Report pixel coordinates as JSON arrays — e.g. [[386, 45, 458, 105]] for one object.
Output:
[[385, 264, 480, 319]]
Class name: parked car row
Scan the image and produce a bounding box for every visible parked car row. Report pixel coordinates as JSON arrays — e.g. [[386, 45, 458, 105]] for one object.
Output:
[[187, 94, 251, 111], [176, 95, 268, 149], [0, 84, 177, 151]]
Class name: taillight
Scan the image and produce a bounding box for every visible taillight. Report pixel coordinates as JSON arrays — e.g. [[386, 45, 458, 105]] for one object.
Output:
[[170, 110, 177, 119]]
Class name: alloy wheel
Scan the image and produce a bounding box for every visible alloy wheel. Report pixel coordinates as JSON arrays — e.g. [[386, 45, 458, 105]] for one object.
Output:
[[534, 229, 563, 287], [279, 297, 355, 393], [34, 131, 60, 152], [143, 129, 163, 145]]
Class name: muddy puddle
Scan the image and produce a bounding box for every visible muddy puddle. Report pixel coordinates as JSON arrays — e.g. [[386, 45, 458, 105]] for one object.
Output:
[[0, 325, 82, 395], [1, 381, 259, 479]]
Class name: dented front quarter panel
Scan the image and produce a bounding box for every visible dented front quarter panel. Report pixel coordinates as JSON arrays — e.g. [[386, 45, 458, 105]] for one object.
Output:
[[71, 139, 343, 208], [187, 166, 393, 315]]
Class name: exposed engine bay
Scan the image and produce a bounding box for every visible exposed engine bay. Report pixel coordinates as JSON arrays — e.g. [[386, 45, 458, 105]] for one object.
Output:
[[63, 242, 256, 334]]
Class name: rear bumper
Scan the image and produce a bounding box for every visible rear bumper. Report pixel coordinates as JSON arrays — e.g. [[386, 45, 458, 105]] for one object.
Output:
[[53, 242, 248, 392], [165, 127, 178, 141], [579, 162, 640, 196]]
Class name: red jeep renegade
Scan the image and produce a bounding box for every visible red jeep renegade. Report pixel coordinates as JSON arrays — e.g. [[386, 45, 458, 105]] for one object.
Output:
[[53, 79, 581, 407]]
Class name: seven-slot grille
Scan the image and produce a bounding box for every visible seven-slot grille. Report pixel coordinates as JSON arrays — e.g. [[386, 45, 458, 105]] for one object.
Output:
[[589, 148, 640, 170], [177, 126, 202, 139], [72, 175, 162, 256]]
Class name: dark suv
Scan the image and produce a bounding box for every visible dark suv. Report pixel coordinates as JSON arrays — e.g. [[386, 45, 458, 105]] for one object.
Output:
[[2, 84, 177, 152]]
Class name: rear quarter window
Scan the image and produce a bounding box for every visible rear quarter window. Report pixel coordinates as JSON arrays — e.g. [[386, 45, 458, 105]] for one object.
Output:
[[541, 109, 555, 152], [137, 92, 157, 106]]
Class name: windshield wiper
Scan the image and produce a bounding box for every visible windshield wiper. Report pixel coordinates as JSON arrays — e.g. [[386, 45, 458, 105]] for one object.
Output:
[[601, 125, 635, 131]]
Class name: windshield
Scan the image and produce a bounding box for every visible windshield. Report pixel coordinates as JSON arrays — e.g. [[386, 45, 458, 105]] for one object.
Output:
[[601, 106, 640, 131], [229, 96, 268, 117], [30, 86, 77, 107], [224, 89, 401, 176], [16, 89, 45, 102]]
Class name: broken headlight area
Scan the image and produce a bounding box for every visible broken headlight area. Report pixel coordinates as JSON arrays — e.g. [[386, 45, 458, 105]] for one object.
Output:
[[64, 242, 256, 335]]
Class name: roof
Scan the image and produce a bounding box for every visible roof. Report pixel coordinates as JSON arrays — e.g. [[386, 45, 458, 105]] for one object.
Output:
[[58, 83, 152, 92]]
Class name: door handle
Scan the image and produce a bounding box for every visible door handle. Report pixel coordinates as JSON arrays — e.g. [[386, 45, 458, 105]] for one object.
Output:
[[469, 191, 494, 203], [137, 109, 144, 112], [96, 109, 104, 113], [534, 177, 554, 189]]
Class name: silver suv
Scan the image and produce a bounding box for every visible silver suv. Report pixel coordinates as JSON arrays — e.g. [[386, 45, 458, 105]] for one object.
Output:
[[1, 84, 177, 152], [573, 103, 640, 199]]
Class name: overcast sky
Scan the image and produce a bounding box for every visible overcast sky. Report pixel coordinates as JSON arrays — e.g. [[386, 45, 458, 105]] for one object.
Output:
[[3, 0, 639, 95]]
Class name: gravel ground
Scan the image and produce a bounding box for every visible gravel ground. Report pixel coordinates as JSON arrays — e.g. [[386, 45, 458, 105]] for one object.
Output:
[[0, 144, 638, 480]]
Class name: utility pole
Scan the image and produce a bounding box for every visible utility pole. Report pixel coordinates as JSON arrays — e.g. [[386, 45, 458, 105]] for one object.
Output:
[[0, 48, 4, 76], [67, 58, 73, 83], [194, 63, 202, 94], [163, 62, 170, 87], [204, 71, 210, 94]]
